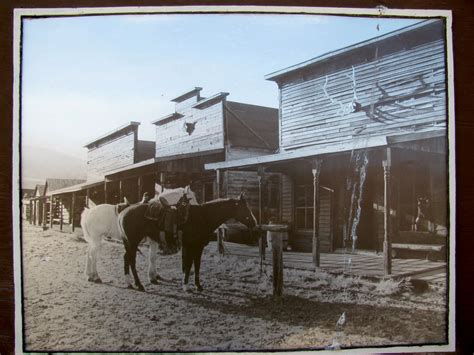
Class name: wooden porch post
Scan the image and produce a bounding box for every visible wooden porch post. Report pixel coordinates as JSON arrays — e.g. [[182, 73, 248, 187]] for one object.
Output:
[[216, 169, 225, 255], [160, 172, 166, 192], [119, 180, 123, 203], [42, 199, 47, 229], [29, 200, 33, 224], [383, 148, 392, 275], [137, 175, 142, 201], [257, 166, 265, 262], [33, 200, 36, 225], [312, 158, 323, 268], [104, 181, 108, 204], [86, 189, 90, 209], [49, 196, 54, 228], [71, 192, 76, 232], [59, 198, 64, 231]]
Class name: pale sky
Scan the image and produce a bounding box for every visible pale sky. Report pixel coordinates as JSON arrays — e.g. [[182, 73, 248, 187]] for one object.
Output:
[[21, 13, 420, 160]]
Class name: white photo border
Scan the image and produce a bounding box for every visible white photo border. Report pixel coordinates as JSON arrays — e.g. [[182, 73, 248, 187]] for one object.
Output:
[[12, 5, 455, 354]]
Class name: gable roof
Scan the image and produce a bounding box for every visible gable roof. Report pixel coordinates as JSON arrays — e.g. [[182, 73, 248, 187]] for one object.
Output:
[[34, 184, 45, 197]]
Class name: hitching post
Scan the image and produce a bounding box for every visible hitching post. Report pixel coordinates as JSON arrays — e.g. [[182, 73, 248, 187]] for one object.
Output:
[[271, 228, 284, 299]]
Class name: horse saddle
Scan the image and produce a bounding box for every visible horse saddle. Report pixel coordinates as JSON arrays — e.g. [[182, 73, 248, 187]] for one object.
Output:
[[144, 197, 176, 233]]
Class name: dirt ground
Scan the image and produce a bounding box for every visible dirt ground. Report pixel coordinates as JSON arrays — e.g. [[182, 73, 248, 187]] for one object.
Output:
[[21, 223, 448, 352]]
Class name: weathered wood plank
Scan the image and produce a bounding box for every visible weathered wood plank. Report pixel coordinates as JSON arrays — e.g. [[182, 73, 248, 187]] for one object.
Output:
[[279, 38, 446, 151]]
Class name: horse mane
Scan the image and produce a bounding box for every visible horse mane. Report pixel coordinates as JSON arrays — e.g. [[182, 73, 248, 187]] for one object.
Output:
[[201, 198, 235, 206]]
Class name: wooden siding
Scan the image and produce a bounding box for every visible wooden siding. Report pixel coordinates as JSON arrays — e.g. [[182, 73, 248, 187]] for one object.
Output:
[[155, 101, 224, 158], [280, 39, 446, 151], [291, 188, 333, 252], [225, 146, 273, 161], [225, 170, 259, 212], [225, 101, 279, 150], [86, 131, 135, 178]]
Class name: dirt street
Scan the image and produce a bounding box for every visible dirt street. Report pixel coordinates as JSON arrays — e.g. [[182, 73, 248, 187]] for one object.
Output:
[[21, 223, 447, 352]]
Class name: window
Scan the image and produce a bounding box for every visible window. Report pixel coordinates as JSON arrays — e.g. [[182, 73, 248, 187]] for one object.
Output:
[[295, 185, 314, 230]]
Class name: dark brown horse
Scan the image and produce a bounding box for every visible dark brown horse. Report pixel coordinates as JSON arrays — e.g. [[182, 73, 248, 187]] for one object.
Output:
[[179, 193, 257, 291], [118, 190, 192, 291]]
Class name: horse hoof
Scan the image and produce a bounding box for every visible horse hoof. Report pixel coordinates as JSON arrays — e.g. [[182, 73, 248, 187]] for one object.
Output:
[[87, 277, 102, 283], [137, 285, 145, 292]]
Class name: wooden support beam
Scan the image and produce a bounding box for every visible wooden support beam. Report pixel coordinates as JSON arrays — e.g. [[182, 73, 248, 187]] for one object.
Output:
[[71, 192, 76, 232], [41, 199, 47, 229], [160, 172, 166, 193], [216, 169, 221, 198], [59, 199, 64, 231], [137, 176, 142, 202], [86, 189, 90, 209], [49, 196, 54, 228], [383, 148, 392, 275], [104, 181, 108, 204], [312, 158, 323, 268], [29, 200, 33, 224], [33, 201, 36, 225], [119, 180, 123, 203]]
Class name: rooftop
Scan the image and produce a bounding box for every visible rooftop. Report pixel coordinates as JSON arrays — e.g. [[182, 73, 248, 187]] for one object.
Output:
[[265, 19, 443, 82]]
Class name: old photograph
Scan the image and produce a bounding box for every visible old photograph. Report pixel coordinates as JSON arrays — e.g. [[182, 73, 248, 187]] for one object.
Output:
[[14, 6, 455, 353]]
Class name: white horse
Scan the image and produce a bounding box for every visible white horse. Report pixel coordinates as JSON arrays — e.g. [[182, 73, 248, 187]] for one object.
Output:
[[81, 186, 198, 284]]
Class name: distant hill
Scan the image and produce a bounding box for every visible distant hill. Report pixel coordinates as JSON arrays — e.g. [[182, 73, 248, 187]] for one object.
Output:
[[21, 145, 87, 189]]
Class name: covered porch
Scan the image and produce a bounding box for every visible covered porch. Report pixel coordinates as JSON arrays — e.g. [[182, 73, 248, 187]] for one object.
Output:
[[206, 131, 448, 277]]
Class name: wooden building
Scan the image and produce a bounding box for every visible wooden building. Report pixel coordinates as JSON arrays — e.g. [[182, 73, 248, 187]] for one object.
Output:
[[28, 179, 86, 227], [206, 19, 449, 272], [47, 94, 278, 233], [45, 122, 155, 231], [104, 88, 278, 218]]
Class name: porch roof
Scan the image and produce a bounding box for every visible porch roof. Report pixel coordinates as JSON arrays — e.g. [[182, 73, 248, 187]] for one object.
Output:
[[47, 177, 104, 196], [205, 136, 387, 171]]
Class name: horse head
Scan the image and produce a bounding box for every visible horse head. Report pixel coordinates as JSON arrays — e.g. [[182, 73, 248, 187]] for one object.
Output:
[[232, 192, 257, 230], [176, 186, 193, 225]]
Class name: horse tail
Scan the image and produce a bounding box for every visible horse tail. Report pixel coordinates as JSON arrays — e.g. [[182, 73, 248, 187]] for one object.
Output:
[[117, 212, 130, 252]]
